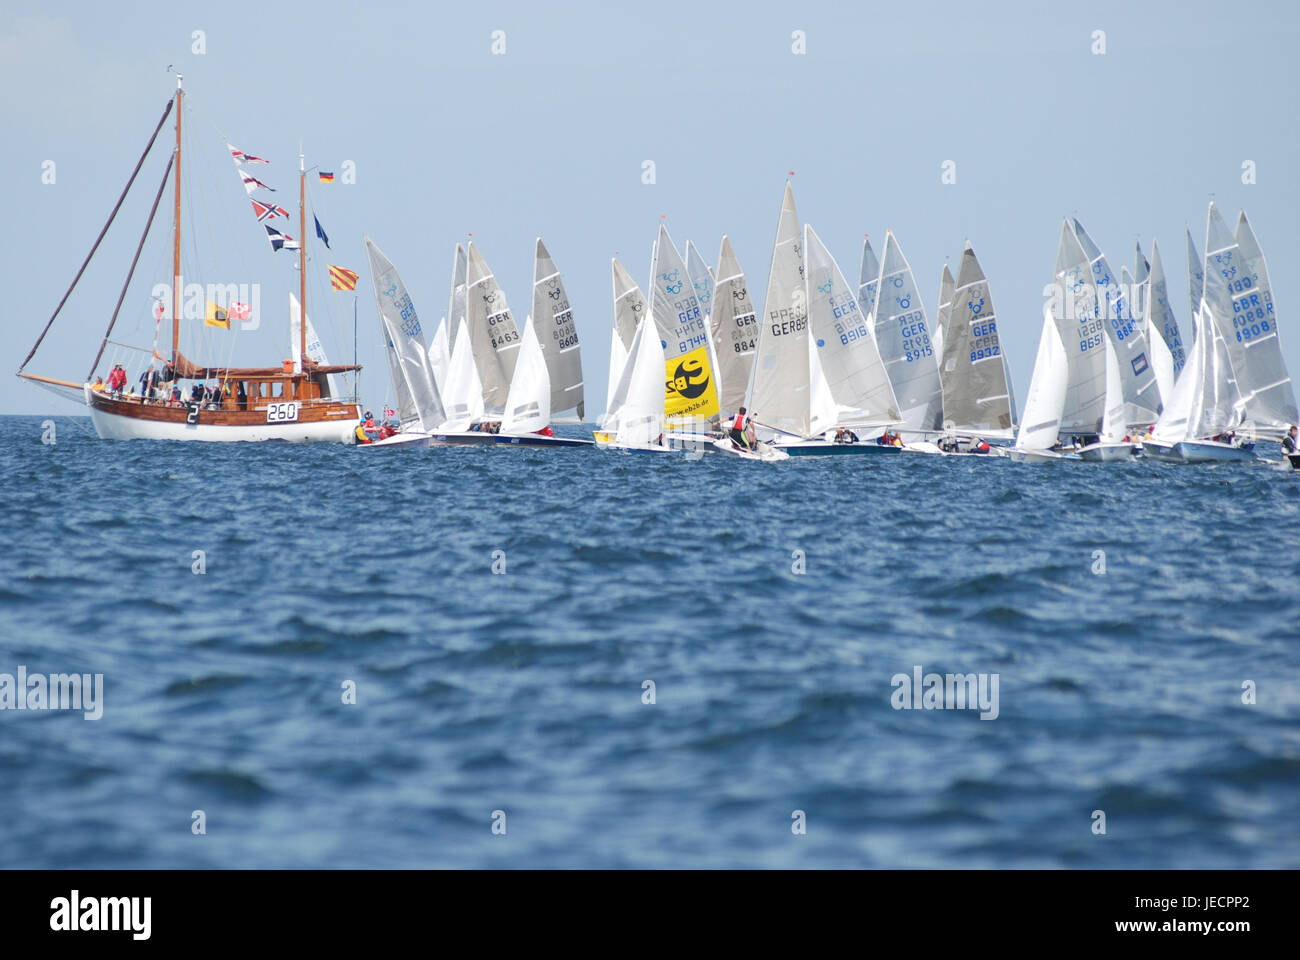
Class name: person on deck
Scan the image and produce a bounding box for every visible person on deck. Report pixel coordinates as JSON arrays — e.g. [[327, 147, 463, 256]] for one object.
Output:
[[168, 384, 182, 406], [729, 407, 752, 448], [377, 420, 397, 441], [91, 376, 105, 392], [137, 367, 154, 401], [354, 420, 372, 444], [107, 364, 126, 398], [1283, 425, 1298, 455]]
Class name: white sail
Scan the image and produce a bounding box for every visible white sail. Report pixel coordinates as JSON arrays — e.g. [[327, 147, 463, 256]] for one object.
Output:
[[1127, 261, 1173, 407], [1071, 218, 1161, 426], [1201, 204, 1297, 436], [933, 263, 954, 364], [289, 292, 341, 398], [803, 223, 900, 427], [441, 317, 484, 431], [429, 318, 451, 396], [857, 237, 882, 324], [606, 308, 666, 446], [500, 317, 551, 435], [446, 243, 467, 354], [709, 236, 758, 416], [606, 258, 646, 422], [1141, 239, 1187, 375], [873, 231, 944, 432], [941, 244, 1016, 434], [1015, 306, 1069, 451], [532, 238, 585, 421], [365, 237, 445, 431], [686, 240, 714, 322], [465, 241, 522, 417], [1050, 220, 1107, 435], [748, 181, 812, 437], [1099, 337, 1127, 443], [1186, 228, 1204, 342], [1153, 302, 1245, 443]]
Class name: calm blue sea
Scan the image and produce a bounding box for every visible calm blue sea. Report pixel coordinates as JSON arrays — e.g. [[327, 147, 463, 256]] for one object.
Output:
[[1, 413, 1298, 868]]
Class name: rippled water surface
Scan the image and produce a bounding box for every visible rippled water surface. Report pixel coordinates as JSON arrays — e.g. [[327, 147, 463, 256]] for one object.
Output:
[[2, 414, 1298, 867]]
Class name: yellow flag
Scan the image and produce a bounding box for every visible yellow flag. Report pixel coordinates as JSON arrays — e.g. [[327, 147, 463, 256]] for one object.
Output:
[[664, 344, 719, 421], [204, 301, 231, 329]]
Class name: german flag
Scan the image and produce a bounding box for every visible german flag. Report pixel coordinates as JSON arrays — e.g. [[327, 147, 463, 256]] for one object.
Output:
[[318, 171, 335, 183], [328, 265, 359, 291]]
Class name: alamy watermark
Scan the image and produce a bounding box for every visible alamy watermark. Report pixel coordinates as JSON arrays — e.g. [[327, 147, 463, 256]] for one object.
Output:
[[0, 666, 103, 719], [891, 665, 999, 720]]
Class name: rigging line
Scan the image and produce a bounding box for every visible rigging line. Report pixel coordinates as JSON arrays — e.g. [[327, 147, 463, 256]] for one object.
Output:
[[90, 154, 175, 380], [19, 96, 175, 374]]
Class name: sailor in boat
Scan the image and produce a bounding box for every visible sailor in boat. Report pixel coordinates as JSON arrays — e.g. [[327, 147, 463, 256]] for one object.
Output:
[[107, 363, 127, 399], [728, 407, 755, 449], [876, 429, 903, 447], [377, 417, 398, 441], [90, 375, 105, 393], [353, 419, 373, 445], [1283, 425, 1298, 456], [833, 426, 860, 444]]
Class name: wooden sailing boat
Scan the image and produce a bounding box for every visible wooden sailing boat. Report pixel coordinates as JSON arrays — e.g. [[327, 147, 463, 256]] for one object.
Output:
[[17, 75, 360, 442]]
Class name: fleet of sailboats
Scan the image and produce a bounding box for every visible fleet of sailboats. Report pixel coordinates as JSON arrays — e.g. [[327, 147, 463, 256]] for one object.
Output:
[[18, 78, 1298, 468]]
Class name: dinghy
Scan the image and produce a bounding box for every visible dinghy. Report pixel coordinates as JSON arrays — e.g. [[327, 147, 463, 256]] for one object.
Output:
[[494, 315, 593, 448], [709, 236, 759, 418], [532, 238, 585, 423], [360, 237, 447, 448], [873, 230, 945, 438], [934, 243, 1018, 453], [744, 183, 901, 457]]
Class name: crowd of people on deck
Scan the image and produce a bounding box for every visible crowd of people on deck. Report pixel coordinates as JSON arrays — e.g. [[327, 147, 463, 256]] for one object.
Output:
[[91, 360, 240, 411]]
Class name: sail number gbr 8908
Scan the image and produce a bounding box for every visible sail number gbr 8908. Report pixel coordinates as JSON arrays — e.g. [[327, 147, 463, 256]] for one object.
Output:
[[266, 401, 300, 423]]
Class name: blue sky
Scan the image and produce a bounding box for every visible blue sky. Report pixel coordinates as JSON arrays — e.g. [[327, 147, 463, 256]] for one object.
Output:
[[5, 0, 1298, 416]]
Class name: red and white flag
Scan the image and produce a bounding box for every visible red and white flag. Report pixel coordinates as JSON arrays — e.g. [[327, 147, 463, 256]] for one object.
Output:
[[228, 301, 252, 322], [227, 144, 269, 165], [240, 172, 275, 194], [264, 225, 300, 252]]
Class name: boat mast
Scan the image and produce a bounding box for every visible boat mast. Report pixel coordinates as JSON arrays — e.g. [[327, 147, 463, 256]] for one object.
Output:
[[299, 149, 307, 376], [172, 74, 183, 365]]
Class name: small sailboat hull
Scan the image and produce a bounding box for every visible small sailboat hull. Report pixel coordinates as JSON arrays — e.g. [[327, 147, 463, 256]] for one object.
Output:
[[1077, 441, 1138, 462], [1171, 440, 1258, 463], [495, 434, 594, 448], [357, 432, 431, 449], [1008, 448, 1077, 463], [429, 430, 500, 446], [85, 387, 359, 443], [777, 440, 902, 457], [711, 438, 790, 461]]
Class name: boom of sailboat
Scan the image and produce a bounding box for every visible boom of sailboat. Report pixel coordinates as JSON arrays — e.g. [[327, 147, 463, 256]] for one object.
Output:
[[17, 79, 1299, 468]]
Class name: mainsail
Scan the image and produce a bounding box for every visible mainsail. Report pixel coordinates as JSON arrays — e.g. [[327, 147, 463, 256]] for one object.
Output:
[[1201, 203, 1297, 436], [649, 224, 719, 422], [606, 258, 646, 421], [748, 182, 813, 437], [531, 238, 584, 420], [1128, 263, 1175, 407], [365, 237, 445, 431], [429, 318, 451, 396], [685, 240, 714, 321], [708, 235, 758, 415], [873, 231, 944, 431], [857, 237, 882, 323], [940, 244, 1016, 433], [1015, 306, 1069, 451], [446, 243, 467, 354], [500, 318, 550, 435], [933, 263, 954, 363], [1099, 337, 1127, 443], [465, 241, 522, 416], [1153, 302, 1244, 443], [803, 223, 899, 427], [1140, 239, 1186, 375], [1071, 218, 1161, 426], [1050, 220, 1107, 435], [1186, 228, 1204, 342]]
